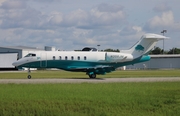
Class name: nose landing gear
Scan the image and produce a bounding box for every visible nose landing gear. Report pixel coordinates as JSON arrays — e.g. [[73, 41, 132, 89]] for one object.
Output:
[[27, 68, 31, 79]]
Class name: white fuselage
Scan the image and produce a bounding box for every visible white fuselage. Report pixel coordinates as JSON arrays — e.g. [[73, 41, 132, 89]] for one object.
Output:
[[13, 51, 134, 68]]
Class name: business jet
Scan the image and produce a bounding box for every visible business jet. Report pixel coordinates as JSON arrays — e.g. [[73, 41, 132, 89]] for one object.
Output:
[[12, 33, 168, 79]]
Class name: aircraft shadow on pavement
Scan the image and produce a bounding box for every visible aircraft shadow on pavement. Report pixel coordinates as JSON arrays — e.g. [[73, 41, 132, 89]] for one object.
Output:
[[63, 78, 105, 80]]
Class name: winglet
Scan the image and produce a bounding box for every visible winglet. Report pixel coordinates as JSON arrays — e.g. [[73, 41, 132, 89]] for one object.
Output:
[[143, 33, 169, 40]]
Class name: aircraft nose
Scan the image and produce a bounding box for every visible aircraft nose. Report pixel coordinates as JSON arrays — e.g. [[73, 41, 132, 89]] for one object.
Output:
[[12, 61, 19, 67]]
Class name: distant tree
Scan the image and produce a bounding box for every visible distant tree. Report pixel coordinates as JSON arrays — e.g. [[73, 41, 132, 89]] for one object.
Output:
[[167, 48, 180, 54], [104, 49, 120, 52], [74, 50, 81, 51], [150, 47, 163, 54], [113, 49, 120, 52], [104, 48, 113, 52], [74, 47, 180, 54]]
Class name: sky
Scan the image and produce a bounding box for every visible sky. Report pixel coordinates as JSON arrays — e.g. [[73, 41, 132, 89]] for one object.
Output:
[[0, 0, 180, 51]]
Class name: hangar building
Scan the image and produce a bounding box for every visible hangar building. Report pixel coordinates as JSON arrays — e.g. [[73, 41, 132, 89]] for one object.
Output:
[[0, 46, 54, 70], [127, 55, 180, 69]]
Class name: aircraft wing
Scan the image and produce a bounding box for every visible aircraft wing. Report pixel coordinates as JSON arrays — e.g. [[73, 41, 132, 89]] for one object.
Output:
[[67, 65, 115, 75]]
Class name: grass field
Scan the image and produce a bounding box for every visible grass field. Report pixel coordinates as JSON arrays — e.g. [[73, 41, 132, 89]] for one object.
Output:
[[0, 69, 180, 79], [0, 70, 180, 115], [0, 82, 180, 116]]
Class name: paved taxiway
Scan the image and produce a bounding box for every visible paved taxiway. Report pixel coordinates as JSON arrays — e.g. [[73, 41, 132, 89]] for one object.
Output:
[[0, 77, 180, 84]]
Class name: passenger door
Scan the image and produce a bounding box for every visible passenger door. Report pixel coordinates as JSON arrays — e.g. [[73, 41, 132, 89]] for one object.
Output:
[[40, 53, 47, 67]]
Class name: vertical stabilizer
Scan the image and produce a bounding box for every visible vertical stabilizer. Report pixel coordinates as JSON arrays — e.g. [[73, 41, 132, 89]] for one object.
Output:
[[121, 33, 168, 58]]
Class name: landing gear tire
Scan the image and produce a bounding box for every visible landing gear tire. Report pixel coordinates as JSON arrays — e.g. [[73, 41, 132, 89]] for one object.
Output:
[[27, 68, 32, 79], [89, 74, 96, 79], [27, 75, 31, 79]]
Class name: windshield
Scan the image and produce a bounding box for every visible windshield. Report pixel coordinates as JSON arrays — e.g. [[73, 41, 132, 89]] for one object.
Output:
[[25, 53, 36, 57]]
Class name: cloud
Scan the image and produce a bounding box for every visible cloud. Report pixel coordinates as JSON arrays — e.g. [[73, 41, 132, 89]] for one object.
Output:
[[0, 0, 27, 9], [144, 11, 174, 31], [63, 9, 89, 27], [90, 3, 126, 26], [49, 12, 63, 25], [97, 3, 123, 13], [48, 3, 126, 29], [119, 25, 142, 36], [0, 1, 136, 50], [0, 0, 47, 29], [153, 3, 171, 12], [1, 0, 178, 51], [143, 3, 180, 33], [0, 1, 126, 30], [31, 0, 61, 3], [7, 1, 125, 30]]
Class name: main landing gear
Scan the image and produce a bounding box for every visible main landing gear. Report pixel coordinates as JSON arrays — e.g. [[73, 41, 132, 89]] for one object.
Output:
[[27, 68, 31, 79], [87, 72, 96, 79]]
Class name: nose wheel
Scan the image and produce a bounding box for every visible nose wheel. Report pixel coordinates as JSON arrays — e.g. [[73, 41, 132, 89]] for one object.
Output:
[[27, 75, 31, 79], [27, 68, 32, 79]]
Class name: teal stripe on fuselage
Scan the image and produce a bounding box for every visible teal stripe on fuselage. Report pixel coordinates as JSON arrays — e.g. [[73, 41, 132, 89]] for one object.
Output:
[[19, 60, 110, 69]]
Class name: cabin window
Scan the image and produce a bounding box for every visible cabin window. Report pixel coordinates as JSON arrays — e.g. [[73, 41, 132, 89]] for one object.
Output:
[[71, 56, 74, 60], [84, 56, 87, 60], [65, 56, 68, 60], [53, 56, 55, 60], [78, 56, 80, 60], [59, 56, 62, 60]]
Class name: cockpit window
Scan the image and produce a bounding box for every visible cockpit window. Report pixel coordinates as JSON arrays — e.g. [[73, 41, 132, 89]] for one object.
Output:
[[25, 53, 36, 57]]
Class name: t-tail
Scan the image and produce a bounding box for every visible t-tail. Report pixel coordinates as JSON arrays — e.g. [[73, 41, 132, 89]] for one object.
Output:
[[121, 33, 169, 58]]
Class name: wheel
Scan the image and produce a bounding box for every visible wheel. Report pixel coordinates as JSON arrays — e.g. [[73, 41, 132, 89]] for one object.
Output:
[[89, 74, 96, 78], [27, 75, 31, 79]]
